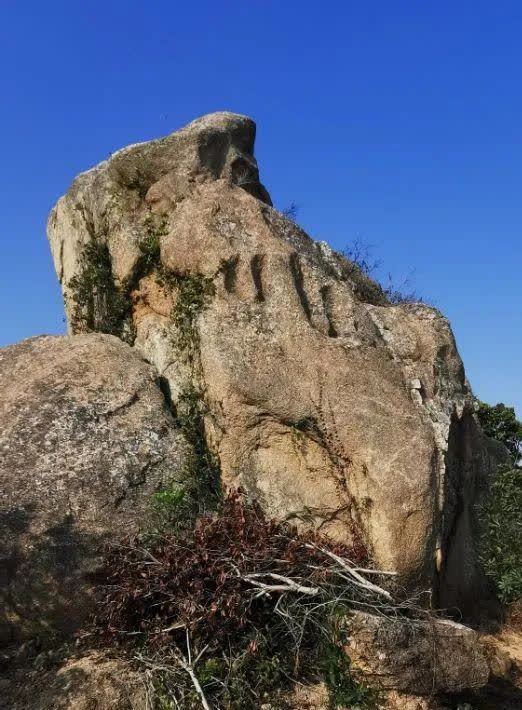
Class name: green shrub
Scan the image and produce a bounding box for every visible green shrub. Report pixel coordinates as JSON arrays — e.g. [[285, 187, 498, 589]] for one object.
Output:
[[175, 383, 221, 509], [67, 239, 131, 340], [136, 215, 165, 273], [322, 640, 379, 710], [170, 274, 215, 361], [479, 464, 522, 603], [148, 487, 196, 535], [476, 400, 522, 462], [67, 215, 173, 345]]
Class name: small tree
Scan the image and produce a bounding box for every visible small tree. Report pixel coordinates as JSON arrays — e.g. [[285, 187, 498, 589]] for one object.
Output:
[[477, 400, 522, 604], [281, 201, 300, 220], [479, 465, 522, 604], [476, 400, 522, 463]]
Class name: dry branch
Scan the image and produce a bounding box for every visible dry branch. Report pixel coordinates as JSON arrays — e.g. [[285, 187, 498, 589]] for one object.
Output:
[[305, 543, 394, 600]]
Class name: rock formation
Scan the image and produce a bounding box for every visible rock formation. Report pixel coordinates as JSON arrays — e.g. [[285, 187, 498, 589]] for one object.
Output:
[[2, 111, 515, 709], [47, 112, 499, 614], [0, 334, 189, 644]]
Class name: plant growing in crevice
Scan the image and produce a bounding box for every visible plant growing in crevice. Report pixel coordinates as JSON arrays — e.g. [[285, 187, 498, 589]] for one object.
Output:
[[129, 213, 178, 296], [67, 214, 183, 347], [170, 274, 215, 361], [176, 383, 221, 509], [121, 165, 154, 199], [321, 622, 380, 710], [334, 239, 425, 306], [148, 487, 197, 536], [136, 214, 168, 275], [67, 238, 131, 341], [145, 384, 221, 538]]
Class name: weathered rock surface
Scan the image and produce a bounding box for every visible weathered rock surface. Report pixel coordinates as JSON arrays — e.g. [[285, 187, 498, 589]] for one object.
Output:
[[47, 111, 501, 613], [346, 611, 489, 694], [480, 604, 522, 686], [3, 650, 147, 710], [383, 691, 448, 710], [0, 334, 188, 645], [0, 655, 447, 710], [0, 653, 448, 710]]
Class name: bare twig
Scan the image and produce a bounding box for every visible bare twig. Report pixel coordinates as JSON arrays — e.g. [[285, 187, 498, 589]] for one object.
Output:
[[241, 572, 320, 596], [353, 567, 397, 576], [305, 543, 393, 601], [137, 640, 212, 710]]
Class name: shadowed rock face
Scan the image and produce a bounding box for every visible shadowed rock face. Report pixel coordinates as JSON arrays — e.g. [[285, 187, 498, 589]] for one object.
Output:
[[47, 112, 501, 614], [345, 611, 489, 694], [0, 334, 189, 644]]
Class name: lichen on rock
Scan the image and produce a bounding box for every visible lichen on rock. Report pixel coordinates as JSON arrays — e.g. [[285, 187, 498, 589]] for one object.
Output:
[[0, 333, 191, 644]]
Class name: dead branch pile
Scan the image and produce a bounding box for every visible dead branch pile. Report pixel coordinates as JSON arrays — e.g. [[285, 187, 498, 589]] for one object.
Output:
[[92, 490, 397, 708]]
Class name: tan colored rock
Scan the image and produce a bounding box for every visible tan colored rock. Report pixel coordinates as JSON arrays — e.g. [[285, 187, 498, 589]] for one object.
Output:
[[345, 611, 489, 695], [285, 682, 450, 709], [4, 650, 146, 709], [383, 690, 448, 709], [480, 609, 522, 686], [283, 682, 330, 709], [47, 112, 502, 613], [0, 334, 189, 645]]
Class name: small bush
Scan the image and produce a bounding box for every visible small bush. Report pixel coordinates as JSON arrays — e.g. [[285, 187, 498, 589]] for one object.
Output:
[[136, 215, 168, 274], [145, 385, 222, 538], [148, 487, 196, 535], [68, 239, 131, 340], [382, 273, 423, 305], [176, 384, 221, 507], [338, 240, 424, 306], [68, 216, 171, 343], [170, 274, 215, 361], [281, 202, 300, 220], [479, 464, 522, 604], [322, 634, 380, 709], [476, 400, 522, 463]]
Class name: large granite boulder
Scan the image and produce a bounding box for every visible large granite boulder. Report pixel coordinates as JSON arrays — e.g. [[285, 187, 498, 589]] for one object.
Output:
[[0, 334, 189, 645], [47, 112, 501, 614]]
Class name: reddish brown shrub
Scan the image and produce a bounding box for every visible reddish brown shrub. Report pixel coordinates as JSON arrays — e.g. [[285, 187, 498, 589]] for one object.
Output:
[[93, 490, 367, 649]]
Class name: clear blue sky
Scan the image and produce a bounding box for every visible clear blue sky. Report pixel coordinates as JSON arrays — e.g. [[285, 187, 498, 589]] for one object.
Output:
[[1, 1, 520, 416]]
